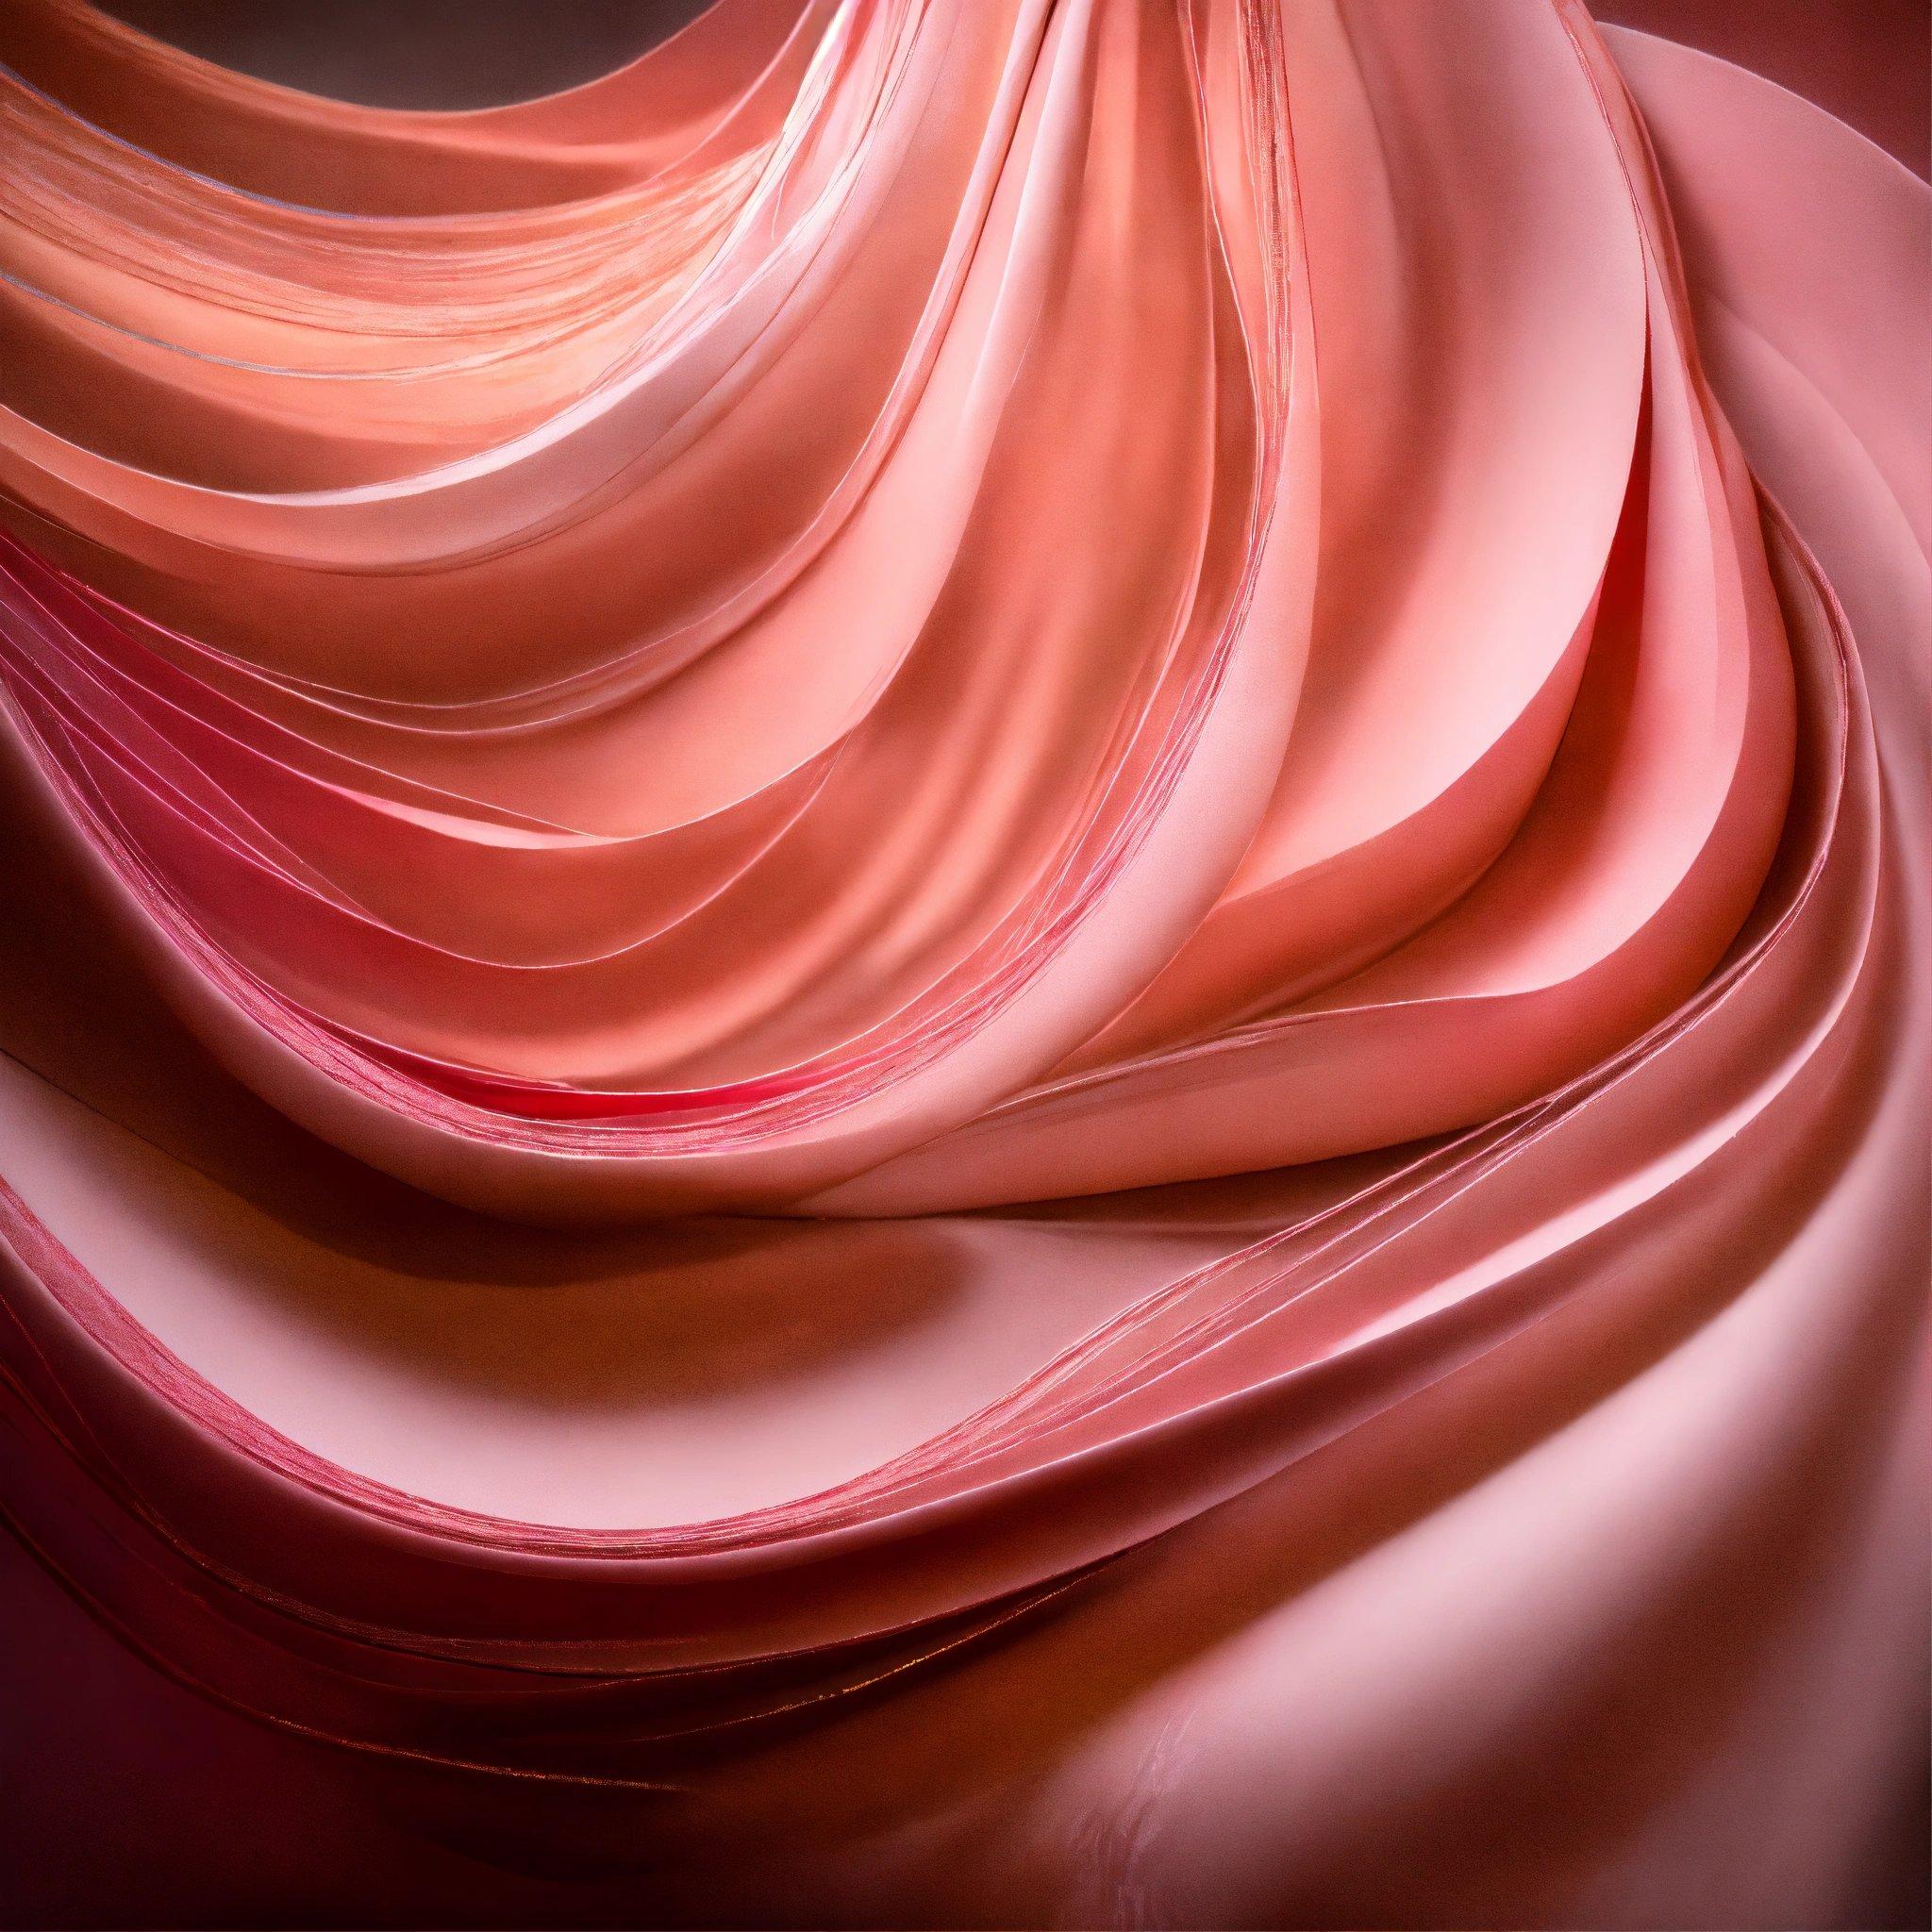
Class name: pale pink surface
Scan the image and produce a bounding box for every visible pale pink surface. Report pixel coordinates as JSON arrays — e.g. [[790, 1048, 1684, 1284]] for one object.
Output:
[[0, 3, 1924, 1925]]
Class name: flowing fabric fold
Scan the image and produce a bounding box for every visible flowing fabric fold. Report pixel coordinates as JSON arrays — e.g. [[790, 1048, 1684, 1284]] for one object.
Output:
[[0, 3, 1924, 1926]]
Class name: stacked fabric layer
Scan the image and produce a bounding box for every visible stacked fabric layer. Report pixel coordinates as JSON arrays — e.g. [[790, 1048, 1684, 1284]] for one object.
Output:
[[0, 2, 1924, 1924]]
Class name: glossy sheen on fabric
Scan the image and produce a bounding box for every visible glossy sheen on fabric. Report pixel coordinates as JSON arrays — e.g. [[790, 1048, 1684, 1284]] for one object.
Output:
[[0, 3, 1924, 1927]]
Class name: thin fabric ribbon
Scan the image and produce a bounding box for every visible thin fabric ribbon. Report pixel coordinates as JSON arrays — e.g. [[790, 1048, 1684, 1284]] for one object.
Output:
[[0, 1, 1924, 1925]]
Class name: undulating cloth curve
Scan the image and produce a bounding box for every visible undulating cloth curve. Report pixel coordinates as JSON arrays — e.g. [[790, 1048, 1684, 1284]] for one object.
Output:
[[0, 1, 1925, 1925]]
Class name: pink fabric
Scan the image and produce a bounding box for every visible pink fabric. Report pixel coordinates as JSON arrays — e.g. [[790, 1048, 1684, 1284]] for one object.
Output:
[[0, 2, 1924, 1924]]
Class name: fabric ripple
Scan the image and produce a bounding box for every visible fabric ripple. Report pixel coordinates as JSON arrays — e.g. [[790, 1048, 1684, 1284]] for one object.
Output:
[[0, 2, 1924, 1925]]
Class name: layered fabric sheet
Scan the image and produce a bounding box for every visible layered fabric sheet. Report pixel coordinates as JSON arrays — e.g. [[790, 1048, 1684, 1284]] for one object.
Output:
[[0, 1, 1925, 1925]]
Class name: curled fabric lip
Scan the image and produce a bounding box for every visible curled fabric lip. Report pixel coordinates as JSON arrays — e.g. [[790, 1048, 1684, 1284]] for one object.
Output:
[[0, 1, 1925, 1928]]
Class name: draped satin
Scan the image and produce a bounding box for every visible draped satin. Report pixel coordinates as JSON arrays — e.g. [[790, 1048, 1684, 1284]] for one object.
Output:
[[0, 2, 1924, 1926]]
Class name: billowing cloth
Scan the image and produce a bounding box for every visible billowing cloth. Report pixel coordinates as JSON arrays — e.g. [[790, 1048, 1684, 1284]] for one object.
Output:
[[0, 2, 1924, 1925]]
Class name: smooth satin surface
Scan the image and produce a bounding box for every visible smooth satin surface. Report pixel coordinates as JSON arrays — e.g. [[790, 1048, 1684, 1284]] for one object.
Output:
[[0, 2, 1925, 1926]]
